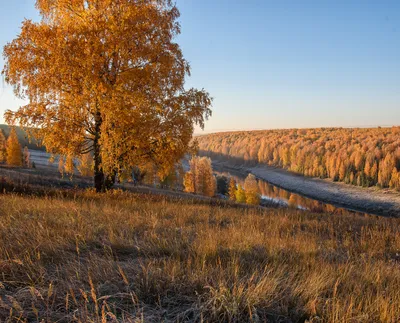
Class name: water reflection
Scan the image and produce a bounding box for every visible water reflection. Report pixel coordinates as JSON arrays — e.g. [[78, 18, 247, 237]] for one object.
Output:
[[216, 170, 372, 217]]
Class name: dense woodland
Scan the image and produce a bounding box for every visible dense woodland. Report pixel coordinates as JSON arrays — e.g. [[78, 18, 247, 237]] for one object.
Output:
[[197, 127, 400, 191]]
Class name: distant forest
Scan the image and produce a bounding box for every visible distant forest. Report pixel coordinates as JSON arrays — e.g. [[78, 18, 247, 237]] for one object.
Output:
[[197, 127, 400, 191]]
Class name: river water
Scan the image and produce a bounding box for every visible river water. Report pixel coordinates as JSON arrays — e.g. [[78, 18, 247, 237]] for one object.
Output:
[[215, 169, 374, 217]]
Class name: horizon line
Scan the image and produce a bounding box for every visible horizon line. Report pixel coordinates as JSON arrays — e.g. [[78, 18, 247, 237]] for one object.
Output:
[[195, 124, 399, 136]]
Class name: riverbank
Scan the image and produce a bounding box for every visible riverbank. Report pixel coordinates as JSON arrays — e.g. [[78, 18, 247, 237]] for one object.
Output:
[[212, 160, 400, 217]]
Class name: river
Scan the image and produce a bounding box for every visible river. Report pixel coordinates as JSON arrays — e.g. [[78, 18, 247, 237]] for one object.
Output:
[[215, 168, 375, 217]]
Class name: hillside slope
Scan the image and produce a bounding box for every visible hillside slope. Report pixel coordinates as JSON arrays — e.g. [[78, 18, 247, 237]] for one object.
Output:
[[1, 175, 400, 321]]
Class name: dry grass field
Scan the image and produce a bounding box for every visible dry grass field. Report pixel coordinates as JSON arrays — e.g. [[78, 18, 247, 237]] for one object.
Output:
[[1, 181, 400, 322]]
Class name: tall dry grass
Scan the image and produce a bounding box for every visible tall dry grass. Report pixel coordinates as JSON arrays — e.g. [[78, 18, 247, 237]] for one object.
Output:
[[1, 189, 400, 322]]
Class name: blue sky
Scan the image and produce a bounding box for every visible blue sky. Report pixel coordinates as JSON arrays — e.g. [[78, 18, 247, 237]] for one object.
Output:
[[1, 1, 399, 132]]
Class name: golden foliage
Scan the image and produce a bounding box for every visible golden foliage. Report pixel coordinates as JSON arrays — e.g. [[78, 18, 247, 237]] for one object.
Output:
[[183, 171, 195, 193], [77, 153, 94, 177], [58, 156, 65, 177], [235, 184, 246, 203], [0, 130, 6, 163], [5, 128, 22, 166], [142, 162, 157, 186], [389, 168, 400, 190], [197, 127, 400, 191], [159, 166, 179, 189], [201, 158, 217, 197], [64, 155, 75, 176], [3, 0, 211, 191], [228, 178, 237, 201], [184, 156, 216, 197], [244, 174, 261, 205]]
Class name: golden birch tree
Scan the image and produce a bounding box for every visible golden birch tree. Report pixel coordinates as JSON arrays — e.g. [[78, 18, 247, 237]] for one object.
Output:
[[199, 157, 216, 197], [0, 130, 6, 163], [3, 0, 212, 192], [228, 178, 237, 201], [235, 184, 246, 204], [389, 168, 400, 191], [6, 127, 22, 166], [244, 174, 261, 205], [184, 156, 215, 196], [183, 171, 195, 193]]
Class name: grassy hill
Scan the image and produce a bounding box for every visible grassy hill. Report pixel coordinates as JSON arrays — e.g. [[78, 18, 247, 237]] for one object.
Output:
[[0, 124, 44, 150], [0, 174, 400, 322]]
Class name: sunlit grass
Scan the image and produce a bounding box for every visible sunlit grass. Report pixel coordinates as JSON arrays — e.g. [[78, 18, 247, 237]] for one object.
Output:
[[1, 189, 400, 322]]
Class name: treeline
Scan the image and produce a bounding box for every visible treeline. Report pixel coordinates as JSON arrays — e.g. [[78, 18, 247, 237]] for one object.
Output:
[[196, 127, 400, 191], [183, 156, 261, 205], [0, 128, 32, 168], [0, 124, 42, 150], [183, 156, 216, 197]]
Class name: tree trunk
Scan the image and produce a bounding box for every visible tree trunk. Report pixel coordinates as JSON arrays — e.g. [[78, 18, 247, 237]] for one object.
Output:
[[93, 111, 105, 193], [104, 171, 116, 190], [93, 111, 118, 192]]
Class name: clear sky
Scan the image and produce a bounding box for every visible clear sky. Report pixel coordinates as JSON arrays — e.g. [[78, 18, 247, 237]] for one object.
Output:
[[0, 1, 399, 133]]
